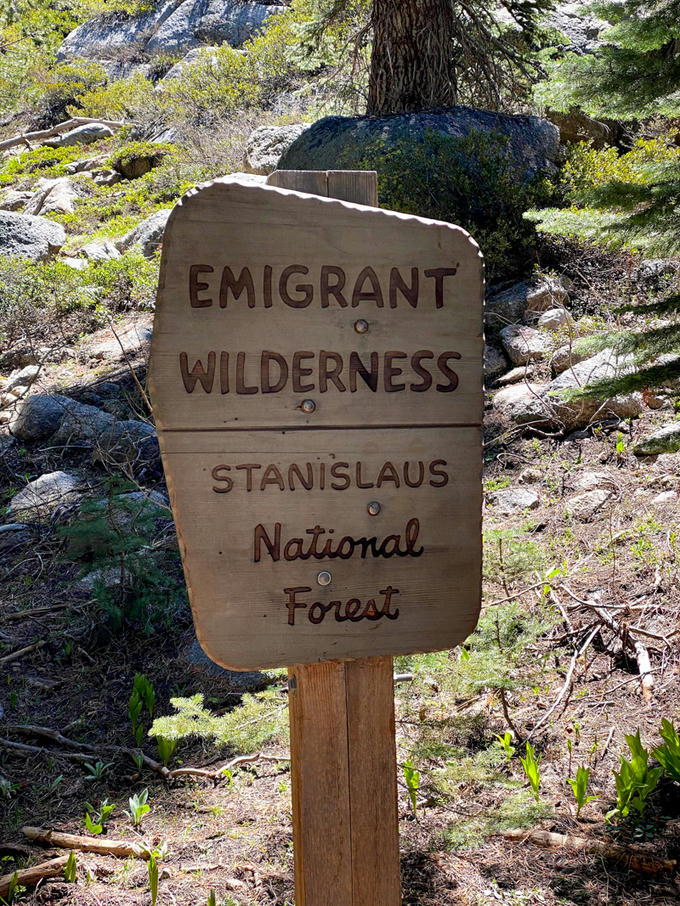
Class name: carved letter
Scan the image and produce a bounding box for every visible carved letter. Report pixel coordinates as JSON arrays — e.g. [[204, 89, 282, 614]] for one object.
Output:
[[351, 266, 384, 307], [211, 464, 232, 493], [261, 351, 288, 393], [179, 352, 215, 393], [389, 266, 418, 308], [429, 459, 449, 487], [383, 351, 407, 392], [377, 461, 400, 488], [405, 518, 424, 556], [320, 265, 347, 307], [330, 462, 350, 490], [220, 351, 229, 394], [436, 351, 461, 392], [319, 350, 346, 392], [288, 462, 314, 491], [236, 463, 262, 491], [404, 461, 425, 488], [280, 265, 313, 308], [348, 351, 379, 392], [254, 523, 280, 562], [379, 586, 400, 619], [260, 464, 285, 491], [284, 586, 310, 625], [410, 350, 434, 392], [236, 351, 258, 394], [263, 265, 273, 308], [292, 351, 315, 393], [189, 264, 213, 307], [424, 267, 457, 308], [219, 266, 255, 308]]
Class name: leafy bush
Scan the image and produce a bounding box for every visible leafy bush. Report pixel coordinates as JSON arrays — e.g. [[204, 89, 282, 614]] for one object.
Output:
[[0, 144, 100, 185], [652, 718, 680, 783], [528, 138, 680, 256], [608, 730, 663, 822], [32, 60, 108, 125], [350, 129, 555, 280], [107, 140, 173, 175], [72, 71, 159, 122]]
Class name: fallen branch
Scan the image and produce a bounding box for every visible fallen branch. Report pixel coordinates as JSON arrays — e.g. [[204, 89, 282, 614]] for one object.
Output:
[[167, 752, 290, 782], [1, 604, 69, 623], [8, 725, 169, 778], [0, 856, 69, 898], [499, 828, 677, 874], [0, 640, 47, 665], [0, 738, 92, 763], [23, 826, 151, 859], [0, 116, 129, 151], [589, 597, 655, 701]]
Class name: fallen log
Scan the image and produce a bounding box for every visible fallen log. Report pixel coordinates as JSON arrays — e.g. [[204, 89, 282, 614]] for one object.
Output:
[[22, 827, 151, 860], [0, 856, 69, 898], [0, 116, 129, 151], [500, 828, 677, 874]]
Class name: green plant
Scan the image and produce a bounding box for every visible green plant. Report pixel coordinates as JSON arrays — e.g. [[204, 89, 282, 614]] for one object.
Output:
[[567, 765, 596, 817], [403, 759, 420, 814], [84, 799, 115, 834], [63, 852, 77, 883], [156, 735, 177, 767], [496, 731, 515, 762], [652, 718, 680, 783], [127, 788, 150, 828], [608, 730, 663, 822], [84, 760, 112, 780], [144, 843, 167, 906], [2, 872, 19, 904], [207, 891, 217, 906], [129, 673, 155, 746], [520, 742, 541, 803]]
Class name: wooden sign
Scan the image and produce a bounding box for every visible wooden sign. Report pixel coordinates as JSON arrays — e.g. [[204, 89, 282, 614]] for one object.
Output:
[[149, 176, 483, 670]]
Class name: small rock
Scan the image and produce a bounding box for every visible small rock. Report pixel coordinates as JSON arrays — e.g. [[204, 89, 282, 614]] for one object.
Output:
[[573, 470, 616, 492], [634, 422, 680, 456], [0, 522, 32, 552], [565, 488, 614, 521], [486, 276, 568, 333], [518, 467, 542, 484], [0, 211, 65, 261], [536, 307, 574, 329], [651, 490, 678, 508], [483, 342, 507, 381], [500, 324, 552, 366], [0, 188, 32, 211], [65, 154, 107, 174], [44, 122, 114, 148], [62, 257, 89, 271], [487, 487, 540, 514], [550, 343, 590, 375], [244, 123, 308, 175], [76, 566, 127, 593], [80, 317, 152, 360], [8, 471, 84, 523], [5, 364, 40, 393], [24, 177, 80, 216], [497, 366, 535, 386], [79, 239, 121, 260], [93, 169, 122, 186], [116, 209, 171, 257], [113, 148, 167, 179], [492, 382, 550, 427]]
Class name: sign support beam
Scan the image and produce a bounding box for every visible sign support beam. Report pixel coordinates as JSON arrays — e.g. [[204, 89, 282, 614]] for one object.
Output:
[[268, 170, 400, 906]]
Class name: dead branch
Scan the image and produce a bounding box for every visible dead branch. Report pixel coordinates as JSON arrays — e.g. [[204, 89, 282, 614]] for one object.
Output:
[[529, 623, 600, 739], [167, 752, 290, 782], [0, 117, 129, 152], [1, 604, 69, 623], [0, 856, 69, 898], [589, 598, 655, 700], [8, 725, 169, 778], [0, 738, 92, 763], [22, 826, 151, 859], [0, 640, 47, 665], [499, 828, 677, 874]]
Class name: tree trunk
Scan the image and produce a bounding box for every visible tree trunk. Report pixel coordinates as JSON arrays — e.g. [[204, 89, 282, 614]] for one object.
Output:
[[367, 0, 457, 115]]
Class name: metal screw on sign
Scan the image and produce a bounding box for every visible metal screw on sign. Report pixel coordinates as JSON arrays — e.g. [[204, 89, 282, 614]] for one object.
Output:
[[354, 318, 369, 334], [367, 501, 382, 516], [301, 399, 316, 413], [317, 570, 332, 586]]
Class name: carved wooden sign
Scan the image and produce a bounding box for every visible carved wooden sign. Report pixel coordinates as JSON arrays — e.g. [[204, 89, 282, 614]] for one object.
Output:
[[149, 177, 483, 670]]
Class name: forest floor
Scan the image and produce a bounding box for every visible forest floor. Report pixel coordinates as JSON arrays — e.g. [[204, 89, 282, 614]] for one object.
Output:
[[1, 240, 680, 906]]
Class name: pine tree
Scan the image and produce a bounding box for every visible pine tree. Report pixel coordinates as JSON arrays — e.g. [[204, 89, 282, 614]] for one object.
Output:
[[534, 0, 680, 400]]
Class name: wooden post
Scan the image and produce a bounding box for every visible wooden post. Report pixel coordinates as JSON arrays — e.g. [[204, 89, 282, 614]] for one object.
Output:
[[267, 169, 401, 906]]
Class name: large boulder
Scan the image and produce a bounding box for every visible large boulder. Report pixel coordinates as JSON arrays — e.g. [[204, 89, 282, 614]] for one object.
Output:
[[116, 209, 171, 257], [57, 0, 184, 60], [58, 0, 282, 61], [0, 212, 65, 261], [543, 2, 606, 54], [146, 0, 283, 55], [244, 123, 307, 175], [500, 325, 552, 366], [634, 423, 680, 456], [279, 107, 560, 181], [486, 276, 568, 334], [24, 177, 80, 216]]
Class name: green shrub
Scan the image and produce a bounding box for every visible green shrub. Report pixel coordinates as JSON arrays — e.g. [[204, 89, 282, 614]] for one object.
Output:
[[32, 60, 108, 125], [72, 71, 159, 122], [0, 144, 94, 185], [107, 140, 173, 175], [349, 129, 555, 280]]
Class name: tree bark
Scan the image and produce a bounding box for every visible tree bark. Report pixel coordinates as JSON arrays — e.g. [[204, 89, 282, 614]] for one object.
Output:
[[367, 0, 457, 115]]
